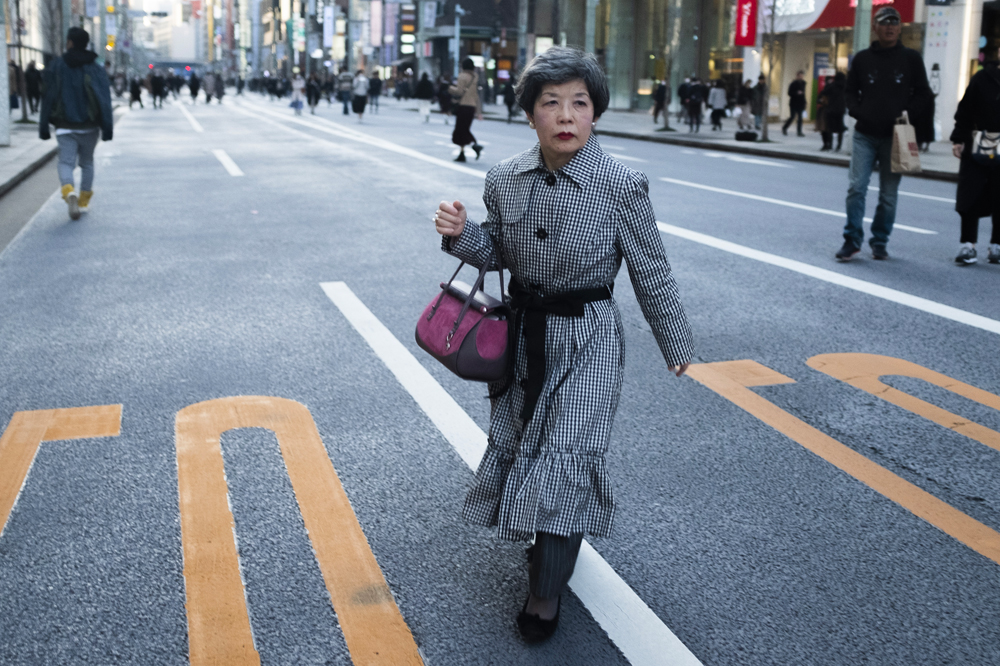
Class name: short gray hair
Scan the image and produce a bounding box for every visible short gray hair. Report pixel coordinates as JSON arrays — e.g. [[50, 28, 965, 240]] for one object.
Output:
[[515, 47, 609, 118]]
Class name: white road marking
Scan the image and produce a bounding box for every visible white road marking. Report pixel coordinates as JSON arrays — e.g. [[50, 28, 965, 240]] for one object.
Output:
[[320, 281, 704, 666], [241, 100, 488, 178], [608, 153, 649, 163], [212, 149, 245, 176], [659, 177, 938, 235], [424, 131, 452, 138], [724, 155, 792, 168], [656, 222, 1000, 336], [598, 142, 629, 150], [178, 104, 204, 133], [869, 186, 955, 204]]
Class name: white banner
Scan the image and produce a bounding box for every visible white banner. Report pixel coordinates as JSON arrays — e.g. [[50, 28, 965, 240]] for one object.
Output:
[[105, 14, 117, 37], [323, 7, 335, 47], [370, 1, 382, 46]]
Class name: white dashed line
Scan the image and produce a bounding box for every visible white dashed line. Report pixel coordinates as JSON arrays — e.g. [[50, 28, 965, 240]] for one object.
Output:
[[656, 222, 1000, 335], [320, 281, 704, 666], [178, 104, 204, 133], [212, 149, 245, 176], [659, 176, 938, 235], [869, 185, 955, 204]]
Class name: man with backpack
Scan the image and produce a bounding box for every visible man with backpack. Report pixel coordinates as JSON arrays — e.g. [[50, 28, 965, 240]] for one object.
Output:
[[38, 27, 113, 221]]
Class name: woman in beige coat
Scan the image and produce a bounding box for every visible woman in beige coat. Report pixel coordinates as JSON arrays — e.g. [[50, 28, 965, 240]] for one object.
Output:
[[448, 58, 484, 161]]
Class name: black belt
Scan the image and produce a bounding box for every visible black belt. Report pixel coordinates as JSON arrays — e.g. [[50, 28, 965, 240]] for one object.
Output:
[[508, 278, 613, 421]]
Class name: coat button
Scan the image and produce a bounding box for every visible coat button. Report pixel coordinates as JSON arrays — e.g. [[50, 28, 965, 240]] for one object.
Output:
[[535, 228, 548, 240], [545, 174, 556, 186]]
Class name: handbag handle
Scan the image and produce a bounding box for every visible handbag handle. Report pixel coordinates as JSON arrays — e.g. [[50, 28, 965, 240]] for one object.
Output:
[[429, 243, 507, 350]]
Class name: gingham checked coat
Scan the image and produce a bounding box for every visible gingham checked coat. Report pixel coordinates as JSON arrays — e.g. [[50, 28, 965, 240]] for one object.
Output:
[[444, 134, 694, 541]]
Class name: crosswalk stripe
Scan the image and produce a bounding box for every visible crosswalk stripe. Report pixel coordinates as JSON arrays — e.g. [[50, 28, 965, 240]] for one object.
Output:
[[320, 281, 704, 666]]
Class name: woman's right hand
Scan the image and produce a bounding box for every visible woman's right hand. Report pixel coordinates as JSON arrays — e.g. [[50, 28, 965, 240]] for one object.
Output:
[[435, 200, 466, 237], [952, 143, 964, 159]]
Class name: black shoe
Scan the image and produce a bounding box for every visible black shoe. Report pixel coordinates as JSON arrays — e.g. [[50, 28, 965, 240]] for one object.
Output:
[[835, 241, 860, 262], [797, 133, 806, 137], [454, 152, 467, 162], [871, 244, 889, 260], [782, 126, 788, 136], [517, 596, 560, 643], [472, 143, 483, 160]]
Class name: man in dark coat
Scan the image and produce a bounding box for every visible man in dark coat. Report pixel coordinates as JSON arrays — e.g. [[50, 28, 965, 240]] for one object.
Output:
[[24, 61, 42, 113], [752, 74, 767, 129], [685, 77, 705, 132], [782, 70, 807, 136], [38, 27, 113, 221], [951, 57, 1000, 265], [835, 6, 932, 261], [652, 79, 668, 124]]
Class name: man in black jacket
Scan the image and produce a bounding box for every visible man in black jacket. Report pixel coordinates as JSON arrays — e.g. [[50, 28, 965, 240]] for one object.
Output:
[[782, 71, 807, 136], [39, 28, 113, 221], [835, 6, 932, 261]]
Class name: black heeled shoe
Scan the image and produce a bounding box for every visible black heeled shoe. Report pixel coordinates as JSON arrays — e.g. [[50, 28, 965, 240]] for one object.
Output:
[[517, 595, 560, 643], [454, 151, 467, 162], [472, 143, 483, 160]]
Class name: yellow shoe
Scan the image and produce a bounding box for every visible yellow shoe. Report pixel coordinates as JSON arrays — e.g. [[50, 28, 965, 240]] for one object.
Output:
[[61, 183, 74, 200], [78, 190, 93, 211]]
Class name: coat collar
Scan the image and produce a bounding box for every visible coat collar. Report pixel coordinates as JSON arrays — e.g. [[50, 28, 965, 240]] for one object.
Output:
[[513, 133, 603, 188]]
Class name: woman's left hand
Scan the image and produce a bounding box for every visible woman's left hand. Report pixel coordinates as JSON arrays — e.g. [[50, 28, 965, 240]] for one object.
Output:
[[668, 363, 690, 378], [952, 143, 963, 159]]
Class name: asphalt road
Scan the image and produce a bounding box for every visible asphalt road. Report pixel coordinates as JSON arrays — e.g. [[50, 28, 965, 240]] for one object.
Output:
[[0, 92, 997, 666]]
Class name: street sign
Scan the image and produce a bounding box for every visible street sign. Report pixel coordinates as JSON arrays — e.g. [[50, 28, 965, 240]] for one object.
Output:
[[294, 17, 306, 52]]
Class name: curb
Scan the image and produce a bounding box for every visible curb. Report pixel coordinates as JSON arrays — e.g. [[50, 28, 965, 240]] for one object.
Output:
[[480, 113, 958, 183], [0, 146, 58, 200]]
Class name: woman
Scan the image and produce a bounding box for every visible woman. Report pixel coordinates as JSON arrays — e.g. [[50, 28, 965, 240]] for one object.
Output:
[[306, 74, 321, 114], [433, 47, 694, 643], [951, 54, 1000, 266], [414, 72, 435, 123], [819, 72, 846, 152], [448, 59, 483, 161], [351, 69, 369, 122], [707, 80, 727, 131], [290, 72, 305, 115]]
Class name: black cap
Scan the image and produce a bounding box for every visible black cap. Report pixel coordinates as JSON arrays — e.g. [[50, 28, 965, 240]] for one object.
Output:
[[874, 7, 901, 24], [67, 27, 90, 50]]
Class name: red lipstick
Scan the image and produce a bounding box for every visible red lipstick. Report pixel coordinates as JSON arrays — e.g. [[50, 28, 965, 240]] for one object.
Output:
[[557, 132, 575, 140]]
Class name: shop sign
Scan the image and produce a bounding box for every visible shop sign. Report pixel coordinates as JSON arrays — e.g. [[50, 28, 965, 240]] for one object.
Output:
[[735, 0, 758, 47]]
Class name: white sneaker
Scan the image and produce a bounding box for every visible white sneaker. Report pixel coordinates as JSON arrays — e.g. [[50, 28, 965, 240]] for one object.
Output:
[[67, 191, 81, 221], [955, 243, 977, 266], [988, 244, 1000, 264]]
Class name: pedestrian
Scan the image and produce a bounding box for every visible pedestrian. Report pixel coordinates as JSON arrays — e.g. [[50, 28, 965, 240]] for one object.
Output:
[[306, 74, 321, 114], [835, 6, 932, 261], [950, 50, 1000, 266], [677, 76, 691, 126], [203, 72, 215, 104], [129, 77, 144, 108], [737, 79, 755, 130], [151, 70, 166, 109], [432, 46, 693, 644], [38, 27, 113, 221], [414, 72, 434, 123], [213, 72, 225, 103], [337, 69, 353, 115], [189, 73, 200, 102], [652, 79, 668, 124], [438, 76, 453, 124], [113, 71, 126, 98], [782, 71, 807, 136], [290, 71, 305, 115], [448, 58, 483, 161], [708, 80, 727, 131], [24, 61, 41, 114], [503, 77, 518, 122], [351, 69, 369, 122], [819, 72, 846, 152], [236, 76, 245, 96], [685, 77, 704, 132], [368, 71, 382, 112], [322, 76, 334, 106], [752, 74, 767, 129]]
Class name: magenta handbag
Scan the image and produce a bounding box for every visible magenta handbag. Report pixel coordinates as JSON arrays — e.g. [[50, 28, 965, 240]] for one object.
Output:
[[415, 257, 510, 382]]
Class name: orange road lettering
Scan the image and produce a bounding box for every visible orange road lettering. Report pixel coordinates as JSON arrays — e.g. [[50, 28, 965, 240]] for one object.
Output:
[[687, 361, 1000, 566], [174, 396, 423, 666], [0, 405, 122, 536], [808, 353, 1000, 453]]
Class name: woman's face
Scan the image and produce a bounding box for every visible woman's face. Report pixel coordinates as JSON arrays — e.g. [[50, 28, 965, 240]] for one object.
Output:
[[528, 79, 595, 167]]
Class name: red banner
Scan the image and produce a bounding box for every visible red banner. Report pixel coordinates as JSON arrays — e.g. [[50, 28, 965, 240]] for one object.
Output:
[[735, 0, 758, 47]]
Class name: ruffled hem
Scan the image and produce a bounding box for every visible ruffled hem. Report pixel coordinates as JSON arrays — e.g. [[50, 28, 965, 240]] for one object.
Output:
[[463, 445, 615, 542]]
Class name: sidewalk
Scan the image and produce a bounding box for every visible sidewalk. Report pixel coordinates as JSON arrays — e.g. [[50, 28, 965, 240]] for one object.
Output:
[[0, 110, 57, 198], [476, 102, 960, 182]]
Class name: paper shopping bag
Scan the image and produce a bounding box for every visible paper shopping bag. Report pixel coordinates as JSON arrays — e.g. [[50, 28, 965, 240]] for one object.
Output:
[[891, 111, 921, 174]]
